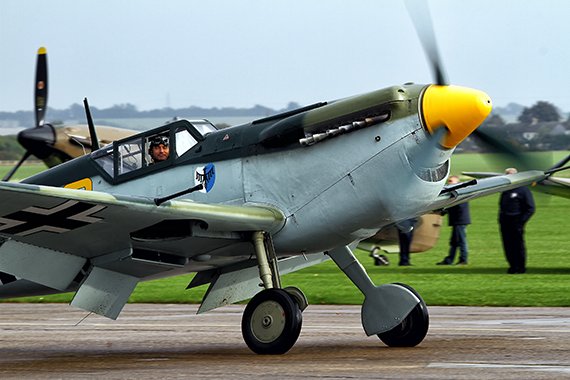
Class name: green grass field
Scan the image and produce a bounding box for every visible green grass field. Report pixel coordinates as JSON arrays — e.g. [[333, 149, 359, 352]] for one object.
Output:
[[0, 152, 568, 306], [0, 163, 47, 181]]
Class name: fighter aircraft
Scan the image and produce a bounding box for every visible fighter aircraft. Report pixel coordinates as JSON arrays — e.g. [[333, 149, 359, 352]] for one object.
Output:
[[0, 2, 566, 355], [2, 47, 136, 182], [11, 47, 447, 264]]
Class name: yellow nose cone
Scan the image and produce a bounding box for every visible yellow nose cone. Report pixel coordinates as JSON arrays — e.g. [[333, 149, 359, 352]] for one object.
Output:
[[421, 85, 492, 148]]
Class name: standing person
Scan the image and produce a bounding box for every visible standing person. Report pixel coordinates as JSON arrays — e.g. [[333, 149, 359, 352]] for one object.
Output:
[[397, 218, 418, 266], [437, 176, 471, 265], [499, 168, 535, 274]]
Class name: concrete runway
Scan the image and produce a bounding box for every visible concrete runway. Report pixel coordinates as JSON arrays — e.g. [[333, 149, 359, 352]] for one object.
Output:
[[0, 304, 569, 379]]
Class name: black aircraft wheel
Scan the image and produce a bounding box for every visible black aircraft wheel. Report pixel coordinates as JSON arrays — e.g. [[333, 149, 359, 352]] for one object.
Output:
[[242, 288, 302, 355], [377, 283, 429, 347]]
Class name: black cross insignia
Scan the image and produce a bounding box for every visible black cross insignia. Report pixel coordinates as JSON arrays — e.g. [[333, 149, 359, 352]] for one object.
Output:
[[0, 200, 105, 237]]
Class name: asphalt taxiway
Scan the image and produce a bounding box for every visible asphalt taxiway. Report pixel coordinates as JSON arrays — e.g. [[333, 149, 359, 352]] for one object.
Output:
[[0, 304, 569, 379]]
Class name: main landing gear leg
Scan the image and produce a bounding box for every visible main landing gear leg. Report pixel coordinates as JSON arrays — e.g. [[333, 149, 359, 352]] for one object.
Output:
[[241, 231, 305, 354], [327, 246, 429, 347]]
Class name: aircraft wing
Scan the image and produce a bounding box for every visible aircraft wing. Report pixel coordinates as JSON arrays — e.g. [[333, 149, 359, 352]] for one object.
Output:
[[0, 181, 287, 318], [0, 181, 285, 250], [463, 171, 570, 199], [428, 170, 549, 211], [533, 177, 570, 199]]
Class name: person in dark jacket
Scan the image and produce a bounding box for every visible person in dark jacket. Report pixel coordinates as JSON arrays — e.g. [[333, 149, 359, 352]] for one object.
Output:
[[397, 217, 418, 266], [499, 168, 535, 274], [437, 176, 471, 265]]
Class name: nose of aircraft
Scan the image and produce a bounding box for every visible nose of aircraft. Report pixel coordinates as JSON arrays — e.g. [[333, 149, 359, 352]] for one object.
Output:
[[17, 124, 56, 159], [421, 85, 492, 148]]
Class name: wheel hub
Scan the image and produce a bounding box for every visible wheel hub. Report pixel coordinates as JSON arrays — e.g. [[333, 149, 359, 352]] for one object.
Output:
[[262, 315, 273, 328], [250, 300, 286, 343]]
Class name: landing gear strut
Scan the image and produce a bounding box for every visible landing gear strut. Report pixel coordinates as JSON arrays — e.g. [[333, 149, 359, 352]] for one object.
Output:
[[327, 246, 429, 347], [241, 232, 304, 354]]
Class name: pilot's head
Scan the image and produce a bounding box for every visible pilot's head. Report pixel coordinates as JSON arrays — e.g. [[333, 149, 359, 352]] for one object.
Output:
[[505, 167, 518, 175], [149, 135, 170, 163]]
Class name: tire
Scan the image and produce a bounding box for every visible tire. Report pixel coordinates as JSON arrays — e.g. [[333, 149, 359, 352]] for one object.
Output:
[[241, 288, 302, 354], [377, 283, 429, 347]]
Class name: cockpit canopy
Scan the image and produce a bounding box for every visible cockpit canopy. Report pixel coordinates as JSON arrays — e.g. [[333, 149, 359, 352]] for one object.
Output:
[[91, 119, 216, 183]]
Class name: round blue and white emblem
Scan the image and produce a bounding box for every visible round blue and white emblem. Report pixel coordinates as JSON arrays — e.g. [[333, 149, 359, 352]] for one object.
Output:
[[195, 163, 216, 193]]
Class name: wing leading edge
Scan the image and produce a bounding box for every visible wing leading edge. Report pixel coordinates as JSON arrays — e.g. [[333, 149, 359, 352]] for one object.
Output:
[[464, 171, 570, 199], [428, 170, 548, 212]]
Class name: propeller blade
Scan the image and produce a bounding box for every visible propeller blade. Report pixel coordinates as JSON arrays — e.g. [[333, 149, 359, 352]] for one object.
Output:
[[34, 47, 48, 128], [405, 0, 448, 85], [548, 153, 570, 172], [470, 128, 538, 172], [11, 47, 56, 168], [2, 151, 32, 181], [469, 129, 554, 208]]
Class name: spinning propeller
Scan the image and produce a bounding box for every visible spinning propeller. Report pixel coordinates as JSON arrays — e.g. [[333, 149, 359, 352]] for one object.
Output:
[[2, 48, 103, 181], [405, 0, 535, 168], [405, 0, 492, 153], [401, 0, 491, 178], [406, 0, 570, 202], [3, 47, 55, 181], [405, 0, 447, 86]]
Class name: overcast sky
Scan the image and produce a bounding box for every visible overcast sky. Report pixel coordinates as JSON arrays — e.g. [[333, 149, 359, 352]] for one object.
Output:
[[2, 0, 570, 114]]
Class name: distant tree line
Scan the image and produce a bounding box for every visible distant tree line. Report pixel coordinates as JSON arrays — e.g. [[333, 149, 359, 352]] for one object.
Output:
[[0, 102, 302, 128]]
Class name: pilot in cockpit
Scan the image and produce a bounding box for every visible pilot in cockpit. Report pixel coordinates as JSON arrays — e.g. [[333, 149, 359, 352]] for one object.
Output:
[[148, 135, 170, 163]]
